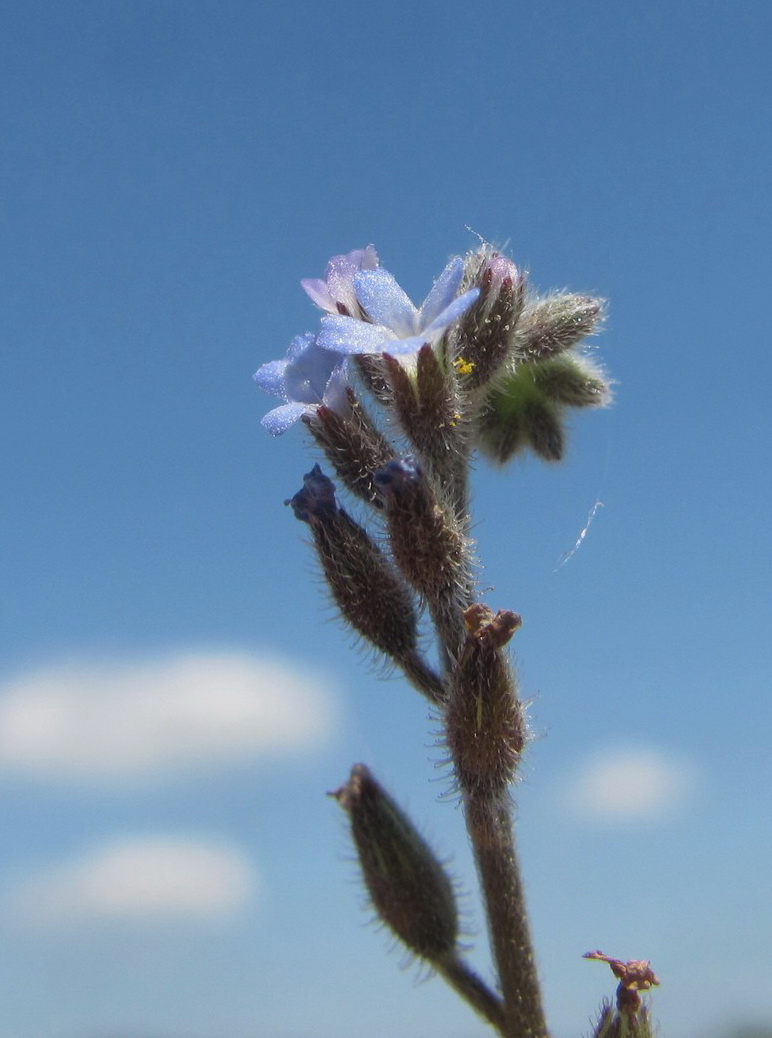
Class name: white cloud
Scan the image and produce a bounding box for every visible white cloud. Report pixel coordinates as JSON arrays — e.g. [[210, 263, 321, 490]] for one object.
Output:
[[0, 650, 337, 780], [12, 836, 257, 925], [561, 746, 700, 822]]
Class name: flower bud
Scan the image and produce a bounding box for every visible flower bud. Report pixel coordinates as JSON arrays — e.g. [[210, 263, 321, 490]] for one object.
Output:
[[445, 605, 526, 795], [332, 763, 459, 963], [591, 1000, 655, 1038], [474, 346, 611, 465], [474, 367, 565, 463], [304, 388, 395, 509], [287, 466, 443, 701], [530, 354, 611, 407], [456, 248, 527, 387], [374, 458, 467, 599], [516, 293, 605, 360], [374, 457, 472, 655]]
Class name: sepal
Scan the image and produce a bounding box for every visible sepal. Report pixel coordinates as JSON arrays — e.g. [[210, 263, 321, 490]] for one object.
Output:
[[374, 457, 472, 655], [303, 387, 395, 508], [445, 605, 526, 796], [456, 248, 527, 388], [381, 347, 466, 496], [474, 354, 610, 464], [515, 293, 604, 360], [529, 354, 611, 407]]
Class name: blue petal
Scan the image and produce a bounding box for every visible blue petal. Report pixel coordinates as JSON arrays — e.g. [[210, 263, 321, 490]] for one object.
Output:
[[317, 314, 396, 355], [285, 331, 317, 362], [300, 277, 335, 312], [382, 334, 433, 355], [419, 257, 464, 328], [322, 362, 350, 413], [353, 269, 418, 336], [253, 359, 288, 397], [423, 287, 480, 336], [282, 333, 342, 403], [261, 401, 309, 435]]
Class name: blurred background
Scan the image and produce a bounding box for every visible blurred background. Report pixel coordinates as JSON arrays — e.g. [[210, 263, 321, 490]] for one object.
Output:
[[2, 2, 771, 1036]]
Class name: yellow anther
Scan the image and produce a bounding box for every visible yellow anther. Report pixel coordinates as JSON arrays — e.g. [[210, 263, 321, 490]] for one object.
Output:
[[453, 357, 476, 375]]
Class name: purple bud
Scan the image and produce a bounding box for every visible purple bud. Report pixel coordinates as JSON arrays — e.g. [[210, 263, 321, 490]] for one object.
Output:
[[373, 456, 422, 496], [285, 464, 338, 523]]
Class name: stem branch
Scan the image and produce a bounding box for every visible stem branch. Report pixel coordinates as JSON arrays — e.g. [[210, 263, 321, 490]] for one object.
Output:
[[436, 954, 506, 1034]]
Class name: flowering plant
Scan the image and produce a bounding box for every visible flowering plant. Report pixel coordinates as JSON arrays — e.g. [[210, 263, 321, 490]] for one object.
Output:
[[255, 242, 656, 1037]]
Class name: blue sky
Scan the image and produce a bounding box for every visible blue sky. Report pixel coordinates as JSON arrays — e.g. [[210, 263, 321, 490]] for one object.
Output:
[[2, 2, 771, 1036]]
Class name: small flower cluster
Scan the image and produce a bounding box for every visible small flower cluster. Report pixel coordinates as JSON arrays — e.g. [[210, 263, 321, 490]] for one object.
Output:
[[255, 244, 610, 464], [254, 246, 479, 435], [255, 242, 625, 1038]]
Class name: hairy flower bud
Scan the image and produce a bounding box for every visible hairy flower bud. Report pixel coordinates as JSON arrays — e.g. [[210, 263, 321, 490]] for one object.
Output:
[[475, 369, 566, 463], [516, 293, 605, 360], [445, 605, 526, 795], [287, 466, 443, 702], [530, 354, 611, 407], [304, 388, 395, 508], [374, 457, 472, 656], [474, 349, 610, 465], [456, 248, 527, 387], [332, 763, 459, 962], [591, 1000, 655, 1038]]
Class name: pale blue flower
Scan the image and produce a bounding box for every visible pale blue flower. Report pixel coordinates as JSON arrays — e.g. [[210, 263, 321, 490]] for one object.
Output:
[[253, 332, 349, 436], [301, 246, 379, 317], [316, 256, 479, 357]]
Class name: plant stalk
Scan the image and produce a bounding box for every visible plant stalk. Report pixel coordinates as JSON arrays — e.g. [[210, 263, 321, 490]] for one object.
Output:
[[463, 791, 548, 1038]]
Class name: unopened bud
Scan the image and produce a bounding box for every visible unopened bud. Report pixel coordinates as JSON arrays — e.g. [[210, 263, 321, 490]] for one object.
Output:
[[332, 763, 459, 962], [304, 388, 395, 508], [374, 458, 467, 598], [474, 368, 566, 463], [375, 457, 472, 654], [530, 355, 612, 408], [516, 293, 605, 360], [590, 999, 655, 1038], [456, 248, 527, 387], [285, 463, 337, 522], [287, 467, 435, 688], [445, 605, 525, 795]]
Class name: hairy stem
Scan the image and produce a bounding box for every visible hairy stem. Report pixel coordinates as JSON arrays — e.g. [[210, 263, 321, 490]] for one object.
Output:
[[436, 954, 506, 1034], [463, 792, 548, 1038], [401, 651, 446, 705]]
